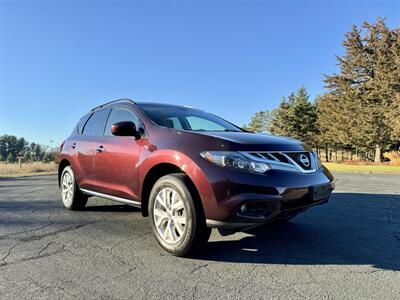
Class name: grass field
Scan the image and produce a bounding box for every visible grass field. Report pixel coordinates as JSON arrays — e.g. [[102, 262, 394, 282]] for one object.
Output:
[[0, 162, 58, 178], [324, 162, 400, 174]]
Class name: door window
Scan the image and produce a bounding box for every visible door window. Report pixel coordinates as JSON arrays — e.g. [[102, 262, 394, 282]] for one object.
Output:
[[104, 107, 141, 136]]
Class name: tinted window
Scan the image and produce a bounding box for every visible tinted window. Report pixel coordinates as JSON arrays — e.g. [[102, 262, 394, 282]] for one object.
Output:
[[77, 114, 91, 134], [138, 103, 242, 132], [104, 107, 140, 136], [166, 117, 184, 129], [82, 109, 109, 136]]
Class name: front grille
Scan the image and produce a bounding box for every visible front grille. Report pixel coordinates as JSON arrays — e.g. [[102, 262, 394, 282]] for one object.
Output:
[[242, 151, 317, 173], [286, 152, 313, 171]]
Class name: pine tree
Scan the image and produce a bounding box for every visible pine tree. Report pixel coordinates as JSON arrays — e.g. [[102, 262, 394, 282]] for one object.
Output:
[[289, 86, 318, 145], [33, 144, 43, 160], [242, 124, 250, 131], [316, 93, 355, 144], [269, 97, 291, 136], [324, 19, 400, 162], [269, 87, 318, 146], [7, 153, 14, 163], [0, 135, 28, 160], [247, 111, 271, 132], [390, 93, 400, 141], [387, 26, 400, 140]]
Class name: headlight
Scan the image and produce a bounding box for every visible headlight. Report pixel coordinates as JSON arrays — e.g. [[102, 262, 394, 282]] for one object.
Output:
[[200, 151, 270, 174]]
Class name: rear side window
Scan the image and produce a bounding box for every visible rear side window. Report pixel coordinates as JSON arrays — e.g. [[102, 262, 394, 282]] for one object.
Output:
[[104, 107, 140, 136], [82, 109, 109, 136]]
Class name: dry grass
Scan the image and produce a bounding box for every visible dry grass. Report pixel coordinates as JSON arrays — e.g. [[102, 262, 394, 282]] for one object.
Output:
[[384, 151, 400, 166], [0, 162, 58, 178], [324, 162, 400, 173]]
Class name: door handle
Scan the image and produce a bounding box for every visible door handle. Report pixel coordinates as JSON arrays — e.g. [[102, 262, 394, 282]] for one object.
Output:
[[96, 146, 105, 153], [71, 142, 76, 149]]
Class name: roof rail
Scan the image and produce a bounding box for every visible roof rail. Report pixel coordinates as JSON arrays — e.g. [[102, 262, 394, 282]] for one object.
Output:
[[91, 98, 135, 111]]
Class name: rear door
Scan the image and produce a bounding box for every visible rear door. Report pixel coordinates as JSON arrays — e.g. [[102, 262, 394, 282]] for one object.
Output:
[[93, 106, 144, 200], [74, 109, 110, 190]]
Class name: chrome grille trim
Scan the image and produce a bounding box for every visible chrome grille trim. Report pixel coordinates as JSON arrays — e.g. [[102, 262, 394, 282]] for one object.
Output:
[[240, 151, 318, 173]]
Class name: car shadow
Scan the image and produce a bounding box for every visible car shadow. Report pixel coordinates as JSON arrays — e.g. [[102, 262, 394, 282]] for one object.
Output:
[[85, 204, 140, 212], [193, 192, 400, 271], [1, 189, 399, 271]]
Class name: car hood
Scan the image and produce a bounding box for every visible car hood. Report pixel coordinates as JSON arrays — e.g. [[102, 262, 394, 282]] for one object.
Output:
[[183, 131, 311, 152]]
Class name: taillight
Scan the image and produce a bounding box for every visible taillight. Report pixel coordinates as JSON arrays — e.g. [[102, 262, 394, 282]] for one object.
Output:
[[60, 141, 65, 151]]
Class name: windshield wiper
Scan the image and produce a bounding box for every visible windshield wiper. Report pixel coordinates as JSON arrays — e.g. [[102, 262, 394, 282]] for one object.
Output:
[[224, 129, 242, 132]]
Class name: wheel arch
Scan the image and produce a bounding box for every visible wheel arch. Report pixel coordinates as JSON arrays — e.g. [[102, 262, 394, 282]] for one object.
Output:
[[58, 159, 71, 187], [140, 163, 205, 219]]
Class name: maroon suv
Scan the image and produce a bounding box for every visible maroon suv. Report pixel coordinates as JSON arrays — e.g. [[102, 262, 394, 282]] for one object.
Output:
[[59, 98, 334, 256]]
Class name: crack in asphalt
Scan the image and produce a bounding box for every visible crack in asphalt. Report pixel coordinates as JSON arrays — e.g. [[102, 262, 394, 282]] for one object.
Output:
[[103, 231, 152, 267], [0, 221, 102, 268], [235, 265, 258, 296], [0, 241, 21, 267], [191, 280, 203, 300], [0, 215, 54, 240], [17, 221, 101, 242], [190, 264, 209, 274], [19, 247, 67, 264], [38, 236, 59, 256]]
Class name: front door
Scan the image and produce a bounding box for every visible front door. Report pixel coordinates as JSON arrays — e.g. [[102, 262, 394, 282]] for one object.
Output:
[[94, 106, 143, 200]]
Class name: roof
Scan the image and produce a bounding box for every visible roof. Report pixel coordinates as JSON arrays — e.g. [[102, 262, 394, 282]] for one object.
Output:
[[91, 98, 135, 111], [136, 102, 200, 110]]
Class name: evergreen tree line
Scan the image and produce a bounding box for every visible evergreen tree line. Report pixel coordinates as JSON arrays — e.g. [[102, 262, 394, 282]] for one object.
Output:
[[244, 19, 400, 163], [0, 135, 55, 163]]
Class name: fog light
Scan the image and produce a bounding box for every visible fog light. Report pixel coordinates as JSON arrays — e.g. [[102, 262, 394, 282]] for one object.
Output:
[[240, 204, 247, 213]]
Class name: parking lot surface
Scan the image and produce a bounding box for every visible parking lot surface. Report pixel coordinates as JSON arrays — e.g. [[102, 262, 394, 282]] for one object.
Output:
[[0, 173, 399, 299]]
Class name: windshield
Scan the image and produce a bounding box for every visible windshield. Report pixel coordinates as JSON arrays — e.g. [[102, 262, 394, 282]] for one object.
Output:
[[138, 103, 243, 132]]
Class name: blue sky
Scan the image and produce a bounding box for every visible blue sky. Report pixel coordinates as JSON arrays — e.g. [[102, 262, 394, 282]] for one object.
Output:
[[0, 0, 399, 146]]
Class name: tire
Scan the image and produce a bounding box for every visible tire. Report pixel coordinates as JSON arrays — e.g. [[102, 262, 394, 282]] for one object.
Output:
[[149, 174, 211, 256], [60, 166, 88, 210]]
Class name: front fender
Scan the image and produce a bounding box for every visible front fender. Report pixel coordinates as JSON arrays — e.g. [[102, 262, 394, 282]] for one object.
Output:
[[138, 149, 216, 216]]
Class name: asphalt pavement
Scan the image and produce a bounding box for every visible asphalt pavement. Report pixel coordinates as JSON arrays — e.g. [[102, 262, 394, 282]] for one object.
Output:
[[0, 173, 399, 299]]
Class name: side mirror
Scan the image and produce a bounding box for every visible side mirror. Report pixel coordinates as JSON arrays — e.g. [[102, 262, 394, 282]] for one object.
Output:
[[111, 121, 142, 139]]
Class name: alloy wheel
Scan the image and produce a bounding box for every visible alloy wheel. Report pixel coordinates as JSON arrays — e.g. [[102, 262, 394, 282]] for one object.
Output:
[[62, 171, 74, 206], [153, 187, 187, 244]]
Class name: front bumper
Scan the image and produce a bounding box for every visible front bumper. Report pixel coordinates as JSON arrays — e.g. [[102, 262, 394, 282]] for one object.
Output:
[[201, 164, 335, 229], [205, 193, 331, 229]]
